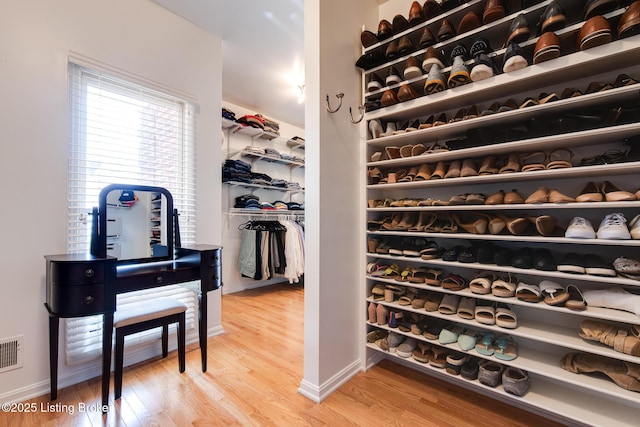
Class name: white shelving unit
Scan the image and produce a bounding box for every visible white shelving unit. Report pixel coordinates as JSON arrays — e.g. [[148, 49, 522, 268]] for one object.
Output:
[[362, 0, 640, 425]]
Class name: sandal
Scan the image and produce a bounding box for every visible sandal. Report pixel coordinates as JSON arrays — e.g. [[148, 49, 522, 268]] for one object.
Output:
[[469, 271, 495, 295], [495, 335, 518, 360], [412, 342, 431, 363], [424, 292, 443, 312], [442, 274, 469, 291], [424, 268, 443, 286], [540, 280, 569, 305], [521, 151, 547, 172], [476, 333, 496, 356], [457, 297, 476, 320], [439, 293, 461, 314], [491, 273, 517, 298], [515, 282, 542, 303], [565, 284, 587, 311], [475, 302, 496, 325], [495, 305, 518, 329], [546, 148, 573, 169], [498, 153, 520, 174], [399, 288, 419, 306]]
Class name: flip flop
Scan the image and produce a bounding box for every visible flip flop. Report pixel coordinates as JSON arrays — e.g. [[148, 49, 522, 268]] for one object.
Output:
[[565, 284, 587, 311], [495, 335, 518, 361], [475, 333, 496, 356], [540, 280, 570, 305]]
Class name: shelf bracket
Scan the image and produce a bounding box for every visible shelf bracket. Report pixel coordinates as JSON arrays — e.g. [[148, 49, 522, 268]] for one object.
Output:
[[326, 92, 344, 113], [349, 105, 365, 124]]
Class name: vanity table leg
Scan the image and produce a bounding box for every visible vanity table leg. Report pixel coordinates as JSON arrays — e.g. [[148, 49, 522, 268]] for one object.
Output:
[[199, 291, 208, 372], [101, 312, 114, 411], [48, 313, 59, 401]]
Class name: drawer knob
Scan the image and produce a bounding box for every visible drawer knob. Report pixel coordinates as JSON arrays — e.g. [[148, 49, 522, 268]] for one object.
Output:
[[84, 296, 94, 305], [155, 276, 163, 284], [85, 269, 95, 278]]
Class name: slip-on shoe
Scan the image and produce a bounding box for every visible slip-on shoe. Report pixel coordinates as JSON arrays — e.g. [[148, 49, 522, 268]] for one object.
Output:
[[404, 56, 423, 80], [538, 1, 566, 34], [437, 19, 456, 41], [398, 36, 416, 55], [419, 27, 437, 48], [385, 66, 403, 86], [470, 38, 495, 81], [393, 14, 411, 34], [380, 89, 399, 107], [355, 50, 385, 71], [398, 84, 419, 102], [505, 14, 530, 46], [503, 42, 528, 73], [584, 0, 619, 20], [377, 19, 394, 40], [578, 16, 613, 51], [422, 47, 446, 72], [458, 11, 481, 34], [424, 63, 446, 94], [423, 0, 443, 18], [367, 73, 384, 91], [409, 1, 425, 25], [361, 30, 378, 48], [385, 39, 400, 59], [619, 0, 640, 39], [533, 31, 561, 64]]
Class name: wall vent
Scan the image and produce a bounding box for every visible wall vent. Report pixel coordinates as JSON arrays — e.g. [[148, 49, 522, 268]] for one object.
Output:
[[0, 335, 23, 373]]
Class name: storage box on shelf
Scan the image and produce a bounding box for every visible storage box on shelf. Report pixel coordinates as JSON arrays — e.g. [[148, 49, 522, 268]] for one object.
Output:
[[361, 1, 640, 425]]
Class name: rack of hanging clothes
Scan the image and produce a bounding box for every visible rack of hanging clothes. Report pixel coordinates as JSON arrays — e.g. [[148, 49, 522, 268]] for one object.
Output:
[[237, 217, 305, 284]]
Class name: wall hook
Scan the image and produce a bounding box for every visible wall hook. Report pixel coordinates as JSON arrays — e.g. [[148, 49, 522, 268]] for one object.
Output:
[[349, 105, 365, 124], [325, 92, 344, 113]]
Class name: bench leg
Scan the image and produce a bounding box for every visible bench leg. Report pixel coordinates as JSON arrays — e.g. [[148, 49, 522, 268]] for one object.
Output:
[[162, 325, 168, 358], [114, 330, 124, 399], [178, 312, 185, 373]]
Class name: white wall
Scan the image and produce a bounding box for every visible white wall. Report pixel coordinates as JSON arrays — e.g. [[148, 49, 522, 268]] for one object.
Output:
[[221, 101, 305, 294], [0, 0, 223, 403], [300, 0, 378, 401]]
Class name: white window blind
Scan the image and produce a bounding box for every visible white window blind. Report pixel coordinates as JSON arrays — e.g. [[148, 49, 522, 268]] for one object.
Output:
[[66, 62, 198, 364]]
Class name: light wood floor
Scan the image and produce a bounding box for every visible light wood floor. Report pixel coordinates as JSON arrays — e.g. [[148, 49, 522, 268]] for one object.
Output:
[[3, 284, 565, 426]]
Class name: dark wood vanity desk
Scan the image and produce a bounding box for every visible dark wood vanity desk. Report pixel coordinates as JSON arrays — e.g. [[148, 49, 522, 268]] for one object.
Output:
[[45, 184, 222, 410]]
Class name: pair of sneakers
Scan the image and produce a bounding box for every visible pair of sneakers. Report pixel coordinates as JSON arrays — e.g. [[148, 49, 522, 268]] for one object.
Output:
[[565, 213, 639, 240]]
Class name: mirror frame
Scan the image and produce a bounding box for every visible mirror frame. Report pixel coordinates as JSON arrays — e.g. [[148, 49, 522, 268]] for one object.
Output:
[[93, 183, 175, 265]]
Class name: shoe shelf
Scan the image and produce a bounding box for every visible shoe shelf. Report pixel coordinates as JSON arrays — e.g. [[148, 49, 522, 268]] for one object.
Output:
[[367, 342, 640, 426], [366, 276, 640, 325], [366, 81, 640, 149], [223, 181, 304, 193], [365, 34, 640, 123], [367, 201, 640, 212], [366, 296, 640, 372], [362, 1, 640, 424], [237, 149, 305, 168], [367, 253, 640, 289], [367, 161, 640, 190], [368, 229, 640, 248]]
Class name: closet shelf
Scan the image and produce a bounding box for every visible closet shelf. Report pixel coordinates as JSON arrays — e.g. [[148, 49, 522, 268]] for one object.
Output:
[[226, 209, 304, 217], [223, 181, 304, 193], [365, 35, 640, 123], [367, 161, 640, 190], [368, 253, 640, 289], [367, 297, 640, 366], [239, 150, 305, 168], [367, 230, 640, 248], [366, 201, 640, 212], [366, 279, 640, 325]]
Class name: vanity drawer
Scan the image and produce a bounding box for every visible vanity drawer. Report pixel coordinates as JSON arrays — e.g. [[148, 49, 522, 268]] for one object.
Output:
[[48, 261, 107, 285], [202, 249, 222, 268], [47, 283, 111, 316]]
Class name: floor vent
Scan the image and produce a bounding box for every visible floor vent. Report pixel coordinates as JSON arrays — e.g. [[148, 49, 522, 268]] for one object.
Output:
[[0, 335, 23, 373]]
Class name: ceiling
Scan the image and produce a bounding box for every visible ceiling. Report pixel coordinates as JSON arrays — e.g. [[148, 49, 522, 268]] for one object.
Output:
[[151, 0, 306, 128]]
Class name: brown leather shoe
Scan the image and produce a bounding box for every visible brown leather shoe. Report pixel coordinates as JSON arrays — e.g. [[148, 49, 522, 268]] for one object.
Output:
[[619, 0, 640, 39], [419, 26, 437, 48], [403, 56, 423, 80], [398, 36, 415, 55], [409, 1, 425, 25], [423, 0, 443, 19], [533, 31, 561, 64], [380, 89, 399, 107], [360, 30, 378, 48], [393, 14, 410, 34], [398, 84, 419, 102], [483, 0, 506, 24], [458, 12, 481, 34], [377, 19, 394, 40], [539, 0, 566, 34], [422, 46, 445, 72], [584, 0, 619, 20], [437, 19, 456, 41], [577, 15, 612, 50], [385, 40, 399, 59]]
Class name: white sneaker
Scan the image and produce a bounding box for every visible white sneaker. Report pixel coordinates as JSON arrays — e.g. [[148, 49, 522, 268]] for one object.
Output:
[[596, 213, 631, 240], [629, 214, 640, 239], [565, 217, 596, 239]]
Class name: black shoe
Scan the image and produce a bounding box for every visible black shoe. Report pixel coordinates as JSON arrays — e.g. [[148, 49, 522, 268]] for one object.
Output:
[[533, 248, 557, 271], [511, 248, 533, 269], [538, 0, 566, 34], [557, 252, 586, 274], [584, 254, 616, 276]]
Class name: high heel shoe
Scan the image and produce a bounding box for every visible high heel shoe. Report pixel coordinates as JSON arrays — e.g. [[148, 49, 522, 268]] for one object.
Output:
[[478, 214, 506, 235], [485, 190, 505, 205], [430, 161, 447, 179], [394, 212, 418, 231], [497, 214, 530, 235], [525, 214, 557, 236], [504, 189, 525, 204], [369, 119, 383, 139], [409, 211, 437, 232], [452, 213, 488, 234]]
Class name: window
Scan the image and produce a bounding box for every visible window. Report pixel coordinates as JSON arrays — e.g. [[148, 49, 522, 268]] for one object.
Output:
[[66, 61, 198, 364]]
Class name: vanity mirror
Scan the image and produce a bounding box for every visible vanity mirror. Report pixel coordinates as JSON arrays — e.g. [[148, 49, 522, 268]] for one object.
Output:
[[91, 183, 177, 264]]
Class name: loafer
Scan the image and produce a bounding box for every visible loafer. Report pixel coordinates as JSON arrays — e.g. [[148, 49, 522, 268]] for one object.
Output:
[[403, 56, 422, 80], [479, 361, 504, 387], [502, 367, 530, 396], [419, 26, 437, 48], [437, 19, 456, 41], [385, 66, 403, 86], [360, 30, 378, 48], [483, 0, 506, 24], [505, 14, 530, 46], [584, 0, 619, 20], [533, 31, 561, 64], [408, 1, 425, 25], [457, 11, 481, 34], [385, 39, 400, 59], [366, 73, 384, 91], [557, 252, 586, 274], [538, 0, 566, 34], [380, 89, 399, 107], [422, 47, 446, 72], [441, 0, 460, 12], [377, 19, 394, 40], [461, 357, 480, 380], [422, 0, 443, 19], [392, 14, 410, 34], [619, 0, 640, 39], [533, 248, 557, 271], [511, 248, 533, 269], [578, 16, 612, 51], [503, 41, 528, 73], [355, 50, 385, 71], [397, 84, 418, 102], [398, 36, 415, 55]]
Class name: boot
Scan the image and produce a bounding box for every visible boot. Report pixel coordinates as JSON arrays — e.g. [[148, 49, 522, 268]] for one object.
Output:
[[561, 352, 640, 392], [579, 319, 640, 356]]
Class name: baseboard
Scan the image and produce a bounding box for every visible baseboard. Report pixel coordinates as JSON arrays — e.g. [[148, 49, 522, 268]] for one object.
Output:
[[297, 358, 362, 403], [0, 324, 226, 405]]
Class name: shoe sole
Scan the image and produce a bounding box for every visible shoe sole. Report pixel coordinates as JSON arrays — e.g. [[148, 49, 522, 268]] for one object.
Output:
[[585, 267, 616, 276], [557, 265, 586, 274]]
